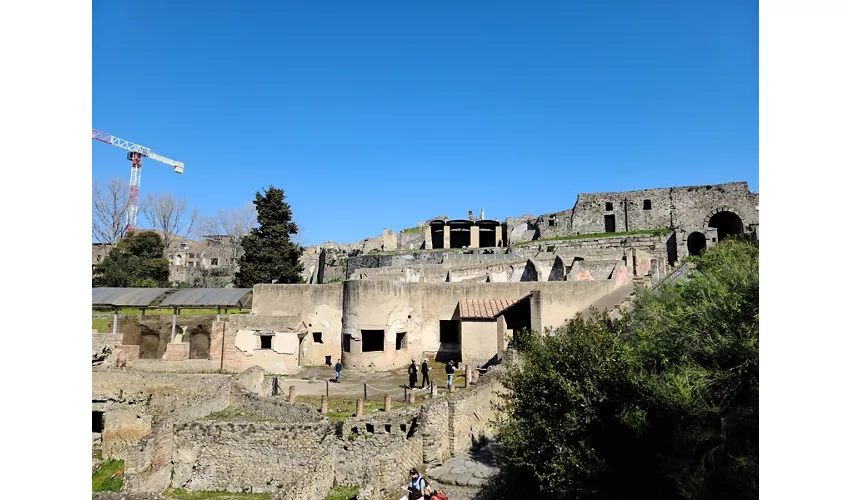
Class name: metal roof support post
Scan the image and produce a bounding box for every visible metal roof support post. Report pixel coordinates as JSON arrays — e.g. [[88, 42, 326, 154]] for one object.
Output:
[[171, 307, 178, 343], [112, 307, 119, 337], [217, 306, 221, 322]]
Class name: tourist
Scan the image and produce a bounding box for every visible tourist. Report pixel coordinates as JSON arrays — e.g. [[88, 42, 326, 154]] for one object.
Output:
[[445, 360, 455, 389], [408, 359, 419, 389], [408, 468, 428, 496], [420, 358, 431, 389], [334, 359, 343, 383]]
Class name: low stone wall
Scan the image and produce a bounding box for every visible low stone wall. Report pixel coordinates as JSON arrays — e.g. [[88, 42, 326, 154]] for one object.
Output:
[[171, 421, 334, 495], [123, 422, 175, 493], [231, 386, 323, 422]]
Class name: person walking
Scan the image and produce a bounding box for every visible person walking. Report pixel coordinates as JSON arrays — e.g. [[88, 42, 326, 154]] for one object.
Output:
[[408, 359, 418, 389], [334, 359, 343, 383], [420, 359, 430, 389], [445, 360, 455, 389]]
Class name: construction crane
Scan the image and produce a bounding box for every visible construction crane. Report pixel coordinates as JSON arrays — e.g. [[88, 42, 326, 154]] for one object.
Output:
[[92, 129, 184, 232]]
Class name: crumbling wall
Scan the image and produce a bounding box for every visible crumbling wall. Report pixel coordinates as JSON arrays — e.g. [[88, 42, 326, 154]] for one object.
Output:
[[171, 421, 334, 495], [230, 385, 323, 422]]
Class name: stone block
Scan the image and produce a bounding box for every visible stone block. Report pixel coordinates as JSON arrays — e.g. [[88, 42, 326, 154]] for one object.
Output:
[[163, 342, 190, 361], [120, 345, 140, 361]]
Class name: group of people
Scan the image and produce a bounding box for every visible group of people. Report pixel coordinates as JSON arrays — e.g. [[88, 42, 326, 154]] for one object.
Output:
[[408, 359, 456, 390], [402, 468, 448, 500]]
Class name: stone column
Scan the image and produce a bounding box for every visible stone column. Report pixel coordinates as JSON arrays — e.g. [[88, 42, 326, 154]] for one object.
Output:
[[465, 364, 473, 388], [409, 392, 416, 404], [320, 395, 328, 414], [384, 394, 392, 412], [495, 225, 503, 247], [356, 398, 363, 417], [443, 226, 451, 249], [288, 386, 296, 403], [470, 226, 480, 248], [431, 383, 438, 398]]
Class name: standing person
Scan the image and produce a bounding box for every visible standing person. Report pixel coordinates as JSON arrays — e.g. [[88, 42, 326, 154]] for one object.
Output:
[[445, 360, 455, 389], [408, 359, 418, 389], [334, 359, 343, 383], [420, 359, 430, 389]]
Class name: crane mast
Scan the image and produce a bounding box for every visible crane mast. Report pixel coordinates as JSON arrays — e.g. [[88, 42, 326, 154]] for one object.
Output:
[[92, 129, 184, 232]]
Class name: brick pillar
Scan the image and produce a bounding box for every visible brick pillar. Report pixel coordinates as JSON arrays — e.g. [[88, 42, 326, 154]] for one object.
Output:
[[320, 395, 328, 414], [288, 386, 296, 403], [356, 398, 363, 418], [210, 322, 225, 371], [384, 394, 392, 412]]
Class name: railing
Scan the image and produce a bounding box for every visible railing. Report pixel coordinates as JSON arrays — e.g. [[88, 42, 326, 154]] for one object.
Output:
[[650, 261, 693, 291]]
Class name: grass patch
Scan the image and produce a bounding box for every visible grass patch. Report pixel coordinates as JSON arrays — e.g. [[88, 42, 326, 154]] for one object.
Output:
[[400, 227, 422, 234], [513, 228, 670, 246], [325, 485, 359, 500], [203, 406, 273, 422], [92, 459, 124, 492], [297, 396, 411, 422], [92, 317, 111, 333], [163, 488, 271, 500]]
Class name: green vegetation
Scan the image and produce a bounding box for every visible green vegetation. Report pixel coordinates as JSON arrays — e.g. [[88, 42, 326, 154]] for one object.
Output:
[[489, 240, 758, 499], [203, 406, 273, 422], [235, 186, 304, 287], [400, 226, 422, 234], [513, 228, 669, 246], [92, 459, 124, 492], [163, 488, 271, 500], [325, 484, 359, 500], [326, 277, 343, 283], [298, 396, 411, 423], [92, 317, 111, 333], [92, 231, 171, 287]]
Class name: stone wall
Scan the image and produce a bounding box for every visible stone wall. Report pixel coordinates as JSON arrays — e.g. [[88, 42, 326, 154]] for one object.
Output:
[[171, 421, 334, 496], [230, 385, 323, 422]]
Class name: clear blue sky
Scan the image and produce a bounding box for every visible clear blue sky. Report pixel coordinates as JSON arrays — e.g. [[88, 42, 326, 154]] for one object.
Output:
[[92, 1, 758, 246]]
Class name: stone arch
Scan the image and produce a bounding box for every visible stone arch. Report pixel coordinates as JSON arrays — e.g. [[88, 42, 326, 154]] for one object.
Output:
[[705, 208, 744, 242], [521, 260, 539, 282], [687, 232, 707, 255], [548, 255, 566, 281]]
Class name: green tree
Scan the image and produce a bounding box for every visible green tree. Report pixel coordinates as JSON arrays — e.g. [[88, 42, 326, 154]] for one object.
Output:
[[234, 186, 304, 287], [92, 231, 170, 287], [491, 239, 759, 499]]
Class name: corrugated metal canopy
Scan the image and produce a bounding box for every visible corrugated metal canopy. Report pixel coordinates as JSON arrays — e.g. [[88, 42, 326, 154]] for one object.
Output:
[[159, 288, 253, 308], [92, 288, 174, 307]]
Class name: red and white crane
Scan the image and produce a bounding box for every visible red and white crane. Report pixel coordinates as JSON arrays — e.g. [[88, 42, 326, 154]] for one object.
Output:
[[92, 129, 184, 232]]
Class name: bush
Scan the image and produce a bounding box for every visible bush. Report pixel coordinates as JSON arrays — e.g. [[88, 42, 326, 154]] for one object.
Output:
[[492, 240, 759, 499]]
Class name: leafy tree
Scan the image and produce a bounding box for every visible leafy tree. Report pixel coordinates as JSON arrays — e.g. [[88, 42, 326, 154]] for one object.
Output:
[[92, 231, 170, 287], [234, 186, 304, 287], [490, 239, 759, 499]]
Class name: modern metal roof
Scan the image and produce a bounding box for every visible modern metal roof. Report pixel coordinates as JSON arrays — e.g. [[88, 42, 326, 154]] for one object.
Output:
[[159, 288, 253, 308], [92, 288, 174, 307]]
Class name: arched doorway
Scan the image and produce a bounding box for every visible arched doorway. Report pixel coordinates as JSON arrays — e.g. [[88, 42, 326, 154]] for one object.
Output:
[[708, 211, 744, 241], [687, 232, 707, 255]]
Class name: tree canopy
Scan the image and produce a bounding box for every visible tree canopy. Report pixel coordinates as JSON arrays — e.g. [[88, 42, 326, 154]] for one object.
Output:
[[491, 239, 759, 500], [234, 186, 304, 287], [92, 231, 171, 288]]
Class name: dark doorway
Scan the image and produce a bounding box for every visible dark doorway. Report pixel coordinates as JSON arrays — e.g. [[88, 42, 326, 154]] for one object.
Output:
[[440, 320, 460, 343], [687, 232, 707, 255], [361, 330, 384, 352], [343, 334, 351, 353], [396, 332, 407, 351], [604, 214, 616, 233], [708, 211, 744, 241], [139, 333, 160, 359], [325, 355, 332, 366], [449, 223, 472, 248], [92, 411, 104, 433], [430, 223, 445, 249], [188, 326, 211, 359], [548, 256, 565, 281], [478, 222, 497, 247]]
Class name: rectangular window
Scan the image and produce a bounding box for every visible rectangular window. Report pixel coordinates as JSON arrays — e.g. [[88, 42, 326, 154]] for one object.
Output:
[[260, 335, 273, 350], [361, 330, 384, 352], [548, 219, 555, 227], [439, 320, 460, 343], [343, 334, 351, 353], [211, 258, 219, 266], [605, 202, 613, 211], [643, 199, 651, 210], [396, 332, 407, 351], [313, 331, 323, 343]]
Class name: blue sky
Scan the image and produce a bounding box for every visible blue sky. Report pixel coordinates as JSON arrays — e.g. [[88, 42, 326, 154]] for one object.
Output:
[[92, 1, 758, 246]]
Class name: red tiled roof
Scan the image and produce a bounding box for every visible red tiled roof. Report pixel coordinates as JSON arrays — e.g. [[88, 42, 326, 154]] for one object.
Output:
[[459, 299, 517, 320]]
